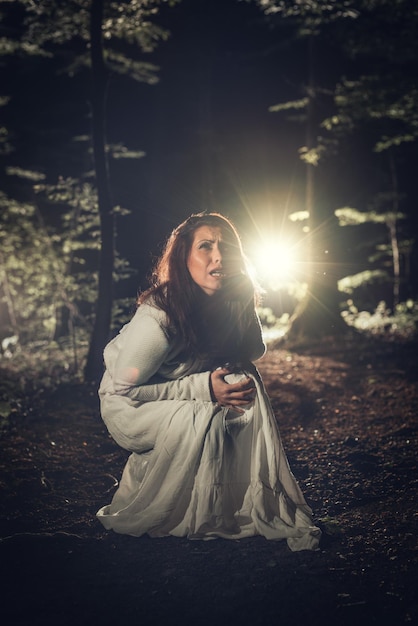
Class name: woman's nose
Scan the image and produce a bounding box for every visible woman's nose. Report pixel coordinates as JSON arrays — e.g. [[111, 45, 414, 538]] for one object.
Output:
[[213, 244, 222, 264]]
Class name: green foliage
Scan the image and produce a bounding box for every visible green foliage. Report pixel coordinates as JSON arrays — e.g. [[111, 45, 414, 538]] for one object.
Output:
[[6, 166, 46, 181], [324, 78, 418, 152], [0, 185, 90, 344], [259, 298, 418, 343], [268, 97, 308, 113], [342, 299, 418, 337], [253, 0, 418, 164], [112, 297, 135, 332], [298, 144, 326, 166], [0, 339, 89, 390], [338, 270, 389, 294], [104, 51, 159, 84], [107, 143, 146, 160], [257, 307, 291, 343], [0, 0, 178, 381], [34, 175, 135, 295], [0, 169, 137, 382], [0, 175, 133, 350], [325, 0, 418, 150], [0, 0, 180, 83], [335, 195, 410, 308], [335, 206, 406, 227], [249, 0, 359, 26], [289, 210, 309, 222]]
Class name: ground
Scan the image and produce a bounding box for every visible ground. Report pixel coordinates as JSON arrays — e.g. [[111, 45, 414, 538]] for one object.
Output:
[[0, 334, 417, 626]]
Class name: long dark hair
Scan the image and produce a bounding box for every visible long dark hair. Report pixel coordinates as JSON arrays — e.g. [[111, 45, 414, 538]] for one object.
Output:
[[138, 212, 260, 364]]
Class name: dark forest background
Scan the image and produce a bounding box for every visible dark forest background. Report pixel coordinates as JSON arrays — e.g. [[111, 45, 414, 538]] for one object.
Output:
[[1, 0, 417, 383]]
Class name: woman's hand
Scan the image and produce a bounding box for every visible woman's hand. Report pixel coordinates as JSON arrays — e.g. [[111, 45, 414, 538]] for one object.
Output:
[[210, 368, 256, 412]]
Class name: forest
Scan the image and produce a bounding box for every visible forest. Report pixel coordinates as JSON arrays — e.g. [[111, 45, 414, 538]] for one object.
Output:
[[0, 1, 417, 625]]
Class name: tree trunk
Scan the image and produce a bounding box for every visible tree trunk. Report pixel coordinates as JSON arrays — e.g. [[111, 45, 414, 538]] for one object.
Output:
[[288, 35, 347, 342], [84, 0, 115, 382]]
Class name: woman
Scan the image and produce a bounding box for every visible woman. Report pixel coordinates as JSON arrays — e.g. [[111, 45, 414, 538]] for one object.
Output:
[[97, 212, 321, 550]]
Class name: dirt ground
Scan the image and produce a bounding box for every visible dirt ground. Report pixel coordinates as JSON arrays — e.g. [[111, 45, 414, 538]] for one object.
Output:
[[0, 334, 417, 626]]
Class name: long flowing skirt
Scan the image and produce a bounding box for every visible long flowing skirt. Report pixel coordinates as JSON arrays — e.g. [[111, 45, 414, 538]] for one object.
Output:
[[97, 369, 321, 551]]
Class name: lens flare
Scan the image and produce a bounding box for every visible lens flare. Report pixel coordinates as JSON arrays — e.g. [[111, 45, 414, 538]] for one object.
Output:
[[251, 239, 299, 289]]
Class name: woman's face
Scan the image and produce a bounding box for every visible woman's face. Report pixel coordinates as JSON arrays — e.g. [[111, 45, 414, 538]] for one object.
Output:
[[187, 225, 239, 296]]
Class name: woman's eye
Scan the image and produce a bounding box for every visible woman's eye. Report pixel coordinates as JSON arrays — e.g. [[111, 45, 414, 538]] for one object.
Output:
[[199, 242, 212, 250]]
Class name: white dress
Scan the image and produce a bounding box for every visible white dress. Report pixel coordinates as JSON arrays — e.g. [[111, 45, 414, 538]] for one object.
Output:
[[97, 302, 321, 551]]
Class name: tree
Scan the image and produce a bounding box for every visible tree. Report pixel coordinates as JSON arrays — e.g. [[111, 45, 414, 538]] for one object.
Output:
[[335, 200, 408, 311], [249, 0, 418, 339], [321, 0, 418, 309], [249, 0, 355, 339], [86, 0, 116, 382], [0, 0, 179, 380], [0, 173, 99, 365]]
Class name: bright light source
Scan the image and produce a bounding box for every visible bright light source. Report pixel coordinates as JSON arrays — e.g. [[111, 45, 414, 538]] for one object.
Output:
[[251, 238, 299, 288]]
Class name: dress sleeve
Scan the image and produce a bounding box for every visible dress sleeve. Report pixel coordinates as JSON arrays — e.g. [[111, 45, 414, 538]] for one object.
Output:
[[111, 308, 212, 403]]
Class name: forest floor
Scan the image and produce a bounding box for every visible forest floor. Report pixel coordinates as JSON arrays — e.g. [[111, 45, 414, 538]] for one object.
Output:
[[0, 333, 417, 626]]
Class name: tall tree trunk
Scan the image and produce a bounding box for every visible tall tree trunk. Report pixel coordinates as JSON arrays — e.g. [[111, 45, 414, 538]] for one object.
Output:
[[288, 36, 346, 341], [84, 0, 115, 382]]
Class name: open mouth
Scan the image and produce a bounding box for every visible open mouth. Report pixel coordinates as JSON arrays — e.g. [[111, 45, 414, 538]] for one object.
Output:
[[210, 270, 226, 278]]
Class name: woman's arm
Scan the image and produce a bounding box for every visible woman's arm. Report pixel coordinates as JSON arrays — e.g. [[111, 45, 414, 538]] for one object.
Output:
[[114, 370, 212, 403], [110, 308, 212, 403]]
